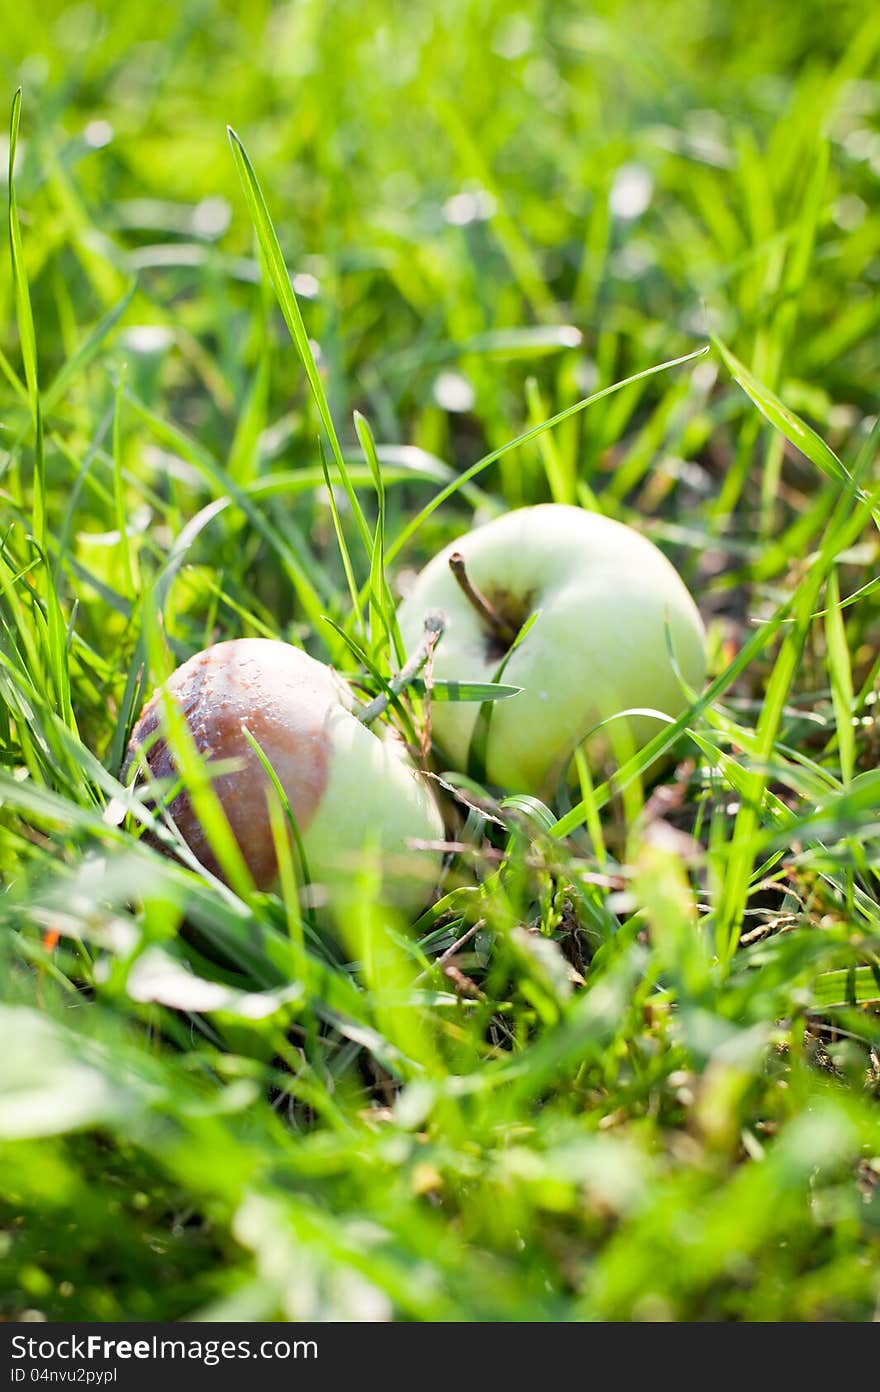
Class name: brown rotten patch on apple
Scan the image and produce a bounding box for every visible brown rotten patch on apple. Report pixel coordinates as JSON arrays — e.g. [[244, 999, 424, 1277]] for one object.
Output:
[[448, 550, 534, 661], [125, 643, 332, 889]]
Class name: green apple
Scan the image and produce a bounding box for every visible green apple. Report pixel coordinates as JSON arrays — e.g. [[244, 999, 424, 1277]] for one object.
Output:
[[397, 503, 706, 796], [126, 638, 443, 915]]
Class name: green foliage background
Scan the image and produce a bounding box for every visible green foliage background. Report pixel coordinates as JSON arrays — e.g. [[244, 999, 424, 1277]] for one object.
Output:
[[1, 0, 880, 1321]]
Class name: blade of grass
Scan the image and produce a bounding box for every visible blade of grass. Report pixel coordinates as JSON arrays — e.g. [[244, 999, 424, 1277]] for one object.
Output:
[[384, 347, 709, 566], [227, 125, 372, 557], [824, 568, 855, 785], [7, 89, 45, 552]]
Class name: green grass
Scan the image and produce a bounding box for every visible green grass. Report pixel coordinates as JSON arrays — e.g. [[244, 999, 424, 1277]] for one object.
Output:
[[2, 0, 880, 1322]]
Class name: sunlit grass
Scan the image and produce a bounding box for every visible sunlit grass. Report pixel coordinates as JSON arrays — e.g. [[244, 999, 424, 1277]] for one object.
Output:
[[2, 0, 880, 1322]]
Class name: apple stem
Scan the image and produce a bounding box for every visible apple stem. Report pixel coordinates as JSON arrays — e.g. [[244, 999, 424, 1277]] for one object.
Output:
[[358, 611, 446, 725], [448, 551, 517, 648]]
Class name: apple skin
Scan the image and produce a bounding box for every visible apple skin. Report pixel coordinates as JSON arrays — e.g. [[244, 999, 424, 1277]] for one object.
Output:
[[126, 639, 443, 915], [397, 504, 706, 796]]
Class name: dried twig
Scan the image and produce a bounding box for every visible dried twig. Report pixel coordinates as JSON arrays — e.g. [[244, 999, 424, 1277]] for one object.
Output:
[[358, 611, 446, 725]]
